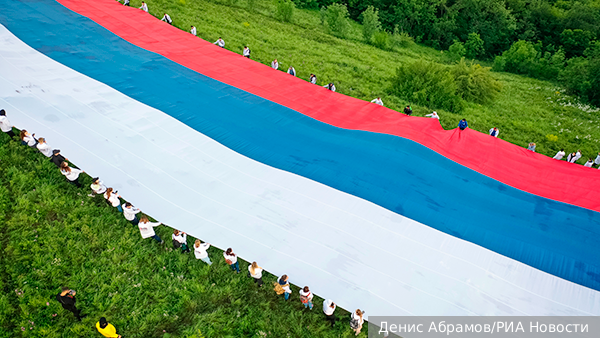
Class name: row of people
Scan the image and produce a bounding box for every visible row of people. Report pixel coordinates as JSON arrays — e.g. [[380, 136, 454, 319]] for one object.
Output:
[[1, 110, 364, 334]]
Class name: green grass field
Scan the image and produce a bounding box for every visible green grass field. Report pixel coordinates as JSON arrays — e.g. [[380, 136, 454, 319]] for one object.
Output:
[[136, 0, 600, 161], [0, 132, 361, 337]]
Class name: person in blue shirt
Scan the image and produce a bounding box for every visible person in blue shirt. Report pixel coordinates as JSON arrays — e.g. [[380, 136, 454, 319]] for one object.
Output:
[[458, 119, 468, 130]]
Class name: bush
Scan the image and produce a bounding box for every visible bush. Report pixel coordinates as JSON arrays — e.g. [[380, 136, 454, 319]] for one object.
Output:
[[448, 40, 466, 60], [391, 60, 464, 112], [495, 40, 537, 74], [464, 32, 485, 59], [325, 3, 351, 38], [275, 0, 295, 23], [390, 25, 413, 49], [451, 59, 501, 104], [247, 0, 257, 11], [361, 6, 381, 43], [372, 31, 390, 50]]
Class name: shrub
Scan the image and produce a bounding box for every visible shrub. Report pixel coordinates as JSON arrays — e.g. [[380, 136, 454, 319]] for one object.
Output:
[[496, 40, 537, 74], [247, 0, 257, 11], [390, 25, 413, 48], [391, 60, 464, 112], [325, 3, 351, 38], [275, 0, 295, 23], [451, 59, 501, 104], [361, 6, 381, 43], [372, 31, 389, 50], [464, 32, 485, 59], [448, 40, 466, 60]]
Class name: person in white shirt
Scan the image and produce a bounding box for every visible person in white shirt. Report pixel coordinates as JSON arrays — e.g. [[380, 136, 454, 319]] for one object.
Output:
[[309, 73, 317, 84], [89, 177, 107, 197], [161, 13, 172, 25], [287, 66, 296, 76], [271, 59, 279, 70], [223, 248, 239, 273], [553, 149, 566, 160], [0, 109, 14, 138], [122, 202, 141, 225], [193, 239, 212, 265], [567, 152, 575, 162], [350, 309, 365, 335], [275, 275, 292, 300], [324, 83, 336, 92], [122, 0, 130, 6], [322, 299, 336, 327], [213, 37, 225, 48], [299, 286, 313, 310], [36, 138, 53, 157], [584, 158, 594, 167], [425, 111, 439, 119], [190, 26, 196, 36], [60, 161, 84, 188], [248, 261, 263, 287], [138, 215, 163, 243], [172, 230, 190, 253], [103, 188, 122, 212], [370, 97, 383, 106], [243, 46, 251, 59], [572, 150, 582, 163], [20, 129, 37, 147], [489, 127, 499, 137], [595, 152, 600, 166], [139, 1, 148, 12]]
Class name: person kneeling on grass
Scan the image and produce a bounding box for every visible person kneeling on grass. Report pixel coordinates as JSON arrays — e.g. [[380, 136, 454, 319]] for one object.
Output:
[[248, 261, 263, 287], [350, 309, 365, 336], [224, 248, 240, 273], [89, 177, 107, 197], [60, 161, 84, 188], [194, 239, 212, 265], [123, 202, 141, 225], [104, 188, 122, 212], [274, 274, 292, 300], [299, 286, 313, 310], [172, 230, 190, 253], [96, 317, 121, 338], [138, 215, 163, 243], [20, 129, 37, 147]]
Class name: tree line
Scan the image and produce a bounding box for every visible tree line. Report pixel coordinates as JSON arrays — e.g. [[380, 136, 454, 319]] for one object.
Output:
[[298, 0, 600, 106]]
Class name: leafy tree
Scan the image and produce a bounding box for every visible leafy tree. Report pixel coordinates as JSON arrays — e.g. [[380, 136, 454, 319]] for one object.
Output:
[[494, 40, 538, 74], [560, 29, 592, 59], [325, 3, 351, 38], [361, 6, 381, 43], [464, 32, 485, 59], [448, 40, 466, 60], [372, 31, 390, 50], [391, 25, 414, 48], [450, 0, 517, 56], [275, 0, 296, 23]]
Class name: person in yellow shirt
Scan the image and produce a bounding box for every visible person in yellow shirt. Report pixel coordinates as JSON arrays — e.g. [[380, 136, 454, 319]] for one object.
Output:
[[96, 317, 121, 338]]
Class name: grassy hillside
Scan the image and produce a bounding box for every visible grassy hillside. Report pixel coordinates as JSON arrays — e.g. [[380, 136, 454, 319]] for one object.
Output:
[[0, 133, 360, 337], [137, 0, 600, 161]]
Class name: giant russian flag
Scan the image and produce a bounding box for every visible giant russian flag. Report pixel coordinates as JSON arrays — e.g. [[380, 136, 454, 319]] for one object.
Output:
[[1, 0, 599, 317]]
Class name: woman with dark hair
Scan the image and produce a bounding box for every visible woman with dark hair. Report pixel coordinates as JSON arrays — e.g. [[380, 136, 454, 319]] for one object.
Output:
[[96, 317, 121, 338], [223, 248, 240, 273], [60, 161, 83, 188], [103, 188, 122, 212], [20, 129, 37, 147], [299, 286, 313, 310], [89, 177, 107, 197], [172, 229, 190, 253]]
